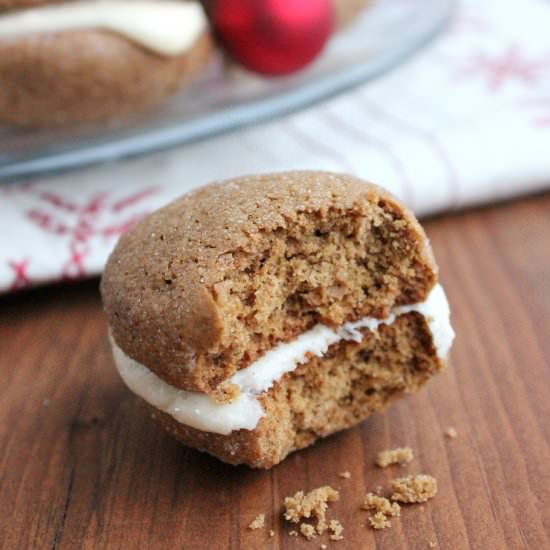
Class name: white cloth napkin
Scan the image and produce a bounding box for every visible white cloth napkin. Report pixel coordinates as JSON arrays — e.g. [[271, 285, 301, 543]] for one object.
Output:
[[1, 0, 549, 293]]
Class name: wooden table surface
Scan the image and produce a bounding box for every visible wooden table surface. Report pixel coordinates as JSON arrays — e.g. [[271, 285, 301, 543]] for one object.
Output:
[[1, 193, 549, 550]]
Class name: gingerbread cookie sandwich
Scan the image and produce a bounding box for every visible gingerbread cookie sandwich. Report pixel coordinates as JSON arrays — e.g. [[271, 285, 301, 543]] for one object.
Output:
[[102, 171, 454, 468], [0, 0, 213, 127]]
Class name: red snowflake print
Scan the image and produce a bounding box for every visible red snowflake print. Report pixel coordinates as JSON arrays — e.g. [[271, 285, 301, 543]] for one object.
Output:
[[63, 241, 90, 279], [7, 258, 30, 291], [23, 185, 161, 282], [455, 44, 550, 92]]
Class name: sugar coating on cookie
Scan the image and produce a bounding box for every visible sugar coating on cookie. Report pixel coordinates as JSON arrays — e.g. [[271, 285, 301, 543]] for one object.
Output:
[[101, 171, 455, 468]]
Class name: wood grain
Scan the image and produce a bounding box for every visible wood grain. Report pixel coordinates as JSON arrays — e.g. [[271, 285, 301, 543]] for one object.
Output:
[[1, 193, 549, 550]]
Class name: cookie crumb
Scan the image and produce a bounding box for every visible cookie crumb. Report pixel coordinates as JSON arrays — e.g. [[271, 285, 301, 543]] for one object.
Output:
[[445, 427, 458, 439], [329, 519, 344, 541], [428, 542, 437, 548], [289, 530, 298, 537], [361, 493, 400, 517], [269, 530, 275, 538], [284, 486, 339, 534], [248, 513, 265, 530], [211, 381, 240, 404], [300, 523, 317, 540], [391, 475, 438, 503], [368, 512, 391, 530], [376, 446, 414, 468], [321, 545, 328, 550], [338, 471, 351, 479]]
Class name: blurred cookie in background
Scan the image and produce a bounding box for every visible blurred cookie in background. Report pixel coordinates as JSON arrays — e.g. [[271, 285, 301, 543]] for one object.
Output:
[[0, 1, 213, 128]]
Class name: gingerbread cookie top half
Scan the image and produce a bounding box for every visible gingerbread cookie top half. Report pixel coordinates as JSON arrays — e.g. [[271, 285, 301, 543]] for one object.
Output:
[[103, 171, 444, 394]]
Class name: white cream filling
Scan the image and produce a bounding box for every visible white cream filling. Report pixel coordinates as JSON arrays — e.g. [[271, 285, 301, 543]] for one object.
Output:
[[0, 1, 207, 56], [111, 283, 454, 436]]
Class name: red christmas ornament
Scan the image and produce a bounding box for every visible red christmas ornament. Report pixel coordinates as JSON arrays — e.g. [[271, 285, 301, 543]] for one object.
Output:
[[211, 0, 335, 76]]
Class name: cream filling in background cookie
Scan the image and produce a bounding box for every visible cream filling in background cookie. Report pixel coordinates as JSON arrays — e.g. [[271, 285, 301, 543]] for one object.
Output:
[[0, 1, 207, 56], [110, 284, 454, 436]]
